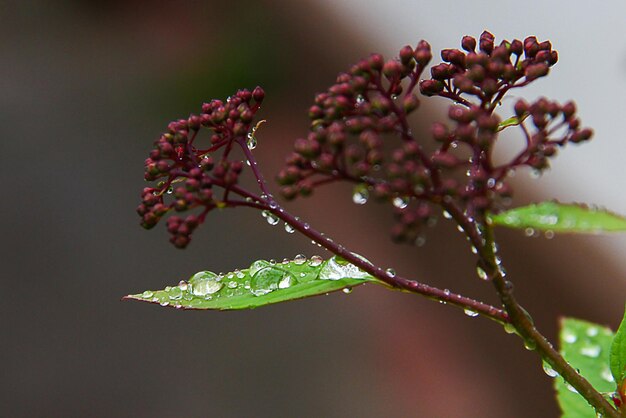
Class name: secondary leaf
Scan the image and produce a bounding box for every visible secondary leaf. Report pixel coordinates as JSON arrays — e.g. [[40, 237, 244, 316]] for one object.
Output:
[[490, 202, 626, 234], [610, 304, 626, 386], [124, 255, 379, 310], [555, 318, 615, 418], [496, 113, 528, 132]]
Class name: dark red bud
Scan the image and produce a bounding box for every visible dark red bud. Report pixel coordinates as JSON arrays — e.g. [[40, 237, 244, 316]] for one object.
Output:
[[461, 36, 477, 52]]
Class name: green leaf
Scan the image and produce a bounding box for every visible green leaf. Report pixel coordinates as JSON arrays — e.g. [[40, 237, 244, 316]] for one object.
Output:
[[124, 255, 380, 310], [489, 202, 626, 234], [610, 304, 626, 386], [555, 318, 616, 418], [496, 113, 528, 132]]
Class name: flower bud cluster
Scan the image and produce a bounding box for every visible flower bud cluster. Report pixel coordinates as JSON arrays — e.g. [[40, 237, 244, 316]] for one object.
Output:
[[277, 42, 432, 199], [278, 32, 593, 245], [420, 31, 557, 106], [138, 87, 264, 247]]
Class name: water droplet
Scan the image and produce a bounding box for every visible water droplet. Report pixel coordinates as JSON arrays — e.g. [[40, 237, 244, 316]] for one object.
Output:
[[236, 270, 245, 279], [524, 340, 536, 351], [141, 290, 154, 298], [189, 271, 223, 297], [284, 223, 295, 233], [178, 280, 188, 291], [303, 223, 310, 230], [563, 330, 577, 344], [504, 323, 516, 334], [392, 196, 408, 209], [580, 344, 601, 358], [294, 254, 307, 265], [415, 235, 426, 246], [166, 187, 173, 194], [524, 227, 535, 237], [545, 230, 555, 239], [385, 268, 396, 278], [443, 210, 452, 219], [352, 186, 369, 205], [246, 133, 257, 150], [566, 384, 578, 394], [355, 95, 365, 106], [250, 266, 295, 295], [586, 327, 599, 337], [261, 210, 279, 225], [342, 287, 353, 294], [278, 274, 295, 289], [487, 178, 496, 188], [391, 94, 398, 100], [601, 366, 614, 383], [476, 265, 488, 280], [159, 300, 169, 307], [319, 256, 369, 280], [309, 255, 323, 267], [227, 280, 238, 289], [464, 309, 479, 317], [168, 286, 183, 300], [542, 362, 558, 378], [470, 246, 477, 254]]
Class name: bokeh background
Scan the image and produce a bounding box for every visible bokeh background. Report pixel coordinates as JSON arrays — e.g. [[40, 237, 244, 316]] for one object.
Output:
[[3, 1, 626, 417]]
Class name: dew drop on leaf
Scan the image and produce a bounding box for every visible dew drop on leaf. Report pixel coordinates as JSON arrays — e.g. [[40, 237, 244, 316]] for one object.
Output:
[[189, 271, 223, 297], [309, 255, 323, 267], [580, 344, 601, 358], [168, 286, 183, 300], [293, 254, 307, 265], [142, 290, 154, 298], [563, 329, 577, 344]]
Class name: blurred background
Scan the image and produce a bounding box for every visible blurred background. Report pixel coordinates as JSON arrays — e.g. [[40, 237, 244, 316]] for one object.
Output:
[[2, 1, 626, 416]]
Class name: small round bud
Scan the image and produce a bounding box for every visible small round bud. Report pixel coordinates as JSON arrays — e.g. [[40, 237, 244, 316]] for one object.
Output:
[[461, 36, 477, 52], [399, 45, 414, 64], [382, 60, 403, 79], [252, 86, 265, 103]]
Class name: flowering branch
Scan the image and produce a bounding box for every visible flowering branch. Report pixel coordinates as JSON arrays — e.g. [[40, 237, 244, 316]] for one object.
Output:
[[136, 30, 617, 416]]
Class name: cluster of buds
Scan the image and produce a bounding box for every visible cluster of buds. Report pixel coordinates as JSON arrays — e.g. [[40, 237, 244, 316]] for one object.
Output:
[[277, 31, 593, 244], [137, 87, 265, 247], [420, 31, 558, 107]]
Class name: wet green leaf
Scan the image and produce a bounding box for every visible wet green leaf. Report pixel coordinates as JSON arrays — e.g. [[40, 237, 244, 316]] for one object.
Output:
[[124, 255, 379, 310], [555, 318, 615, 418], [610, 304, 626, 386], [490, 202, 626, 234]]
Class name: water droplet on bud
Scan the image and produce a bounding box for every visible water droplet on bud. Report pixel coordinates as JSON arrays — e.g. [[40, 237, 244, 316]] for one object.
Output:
[[385, 268, 396, 278]]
